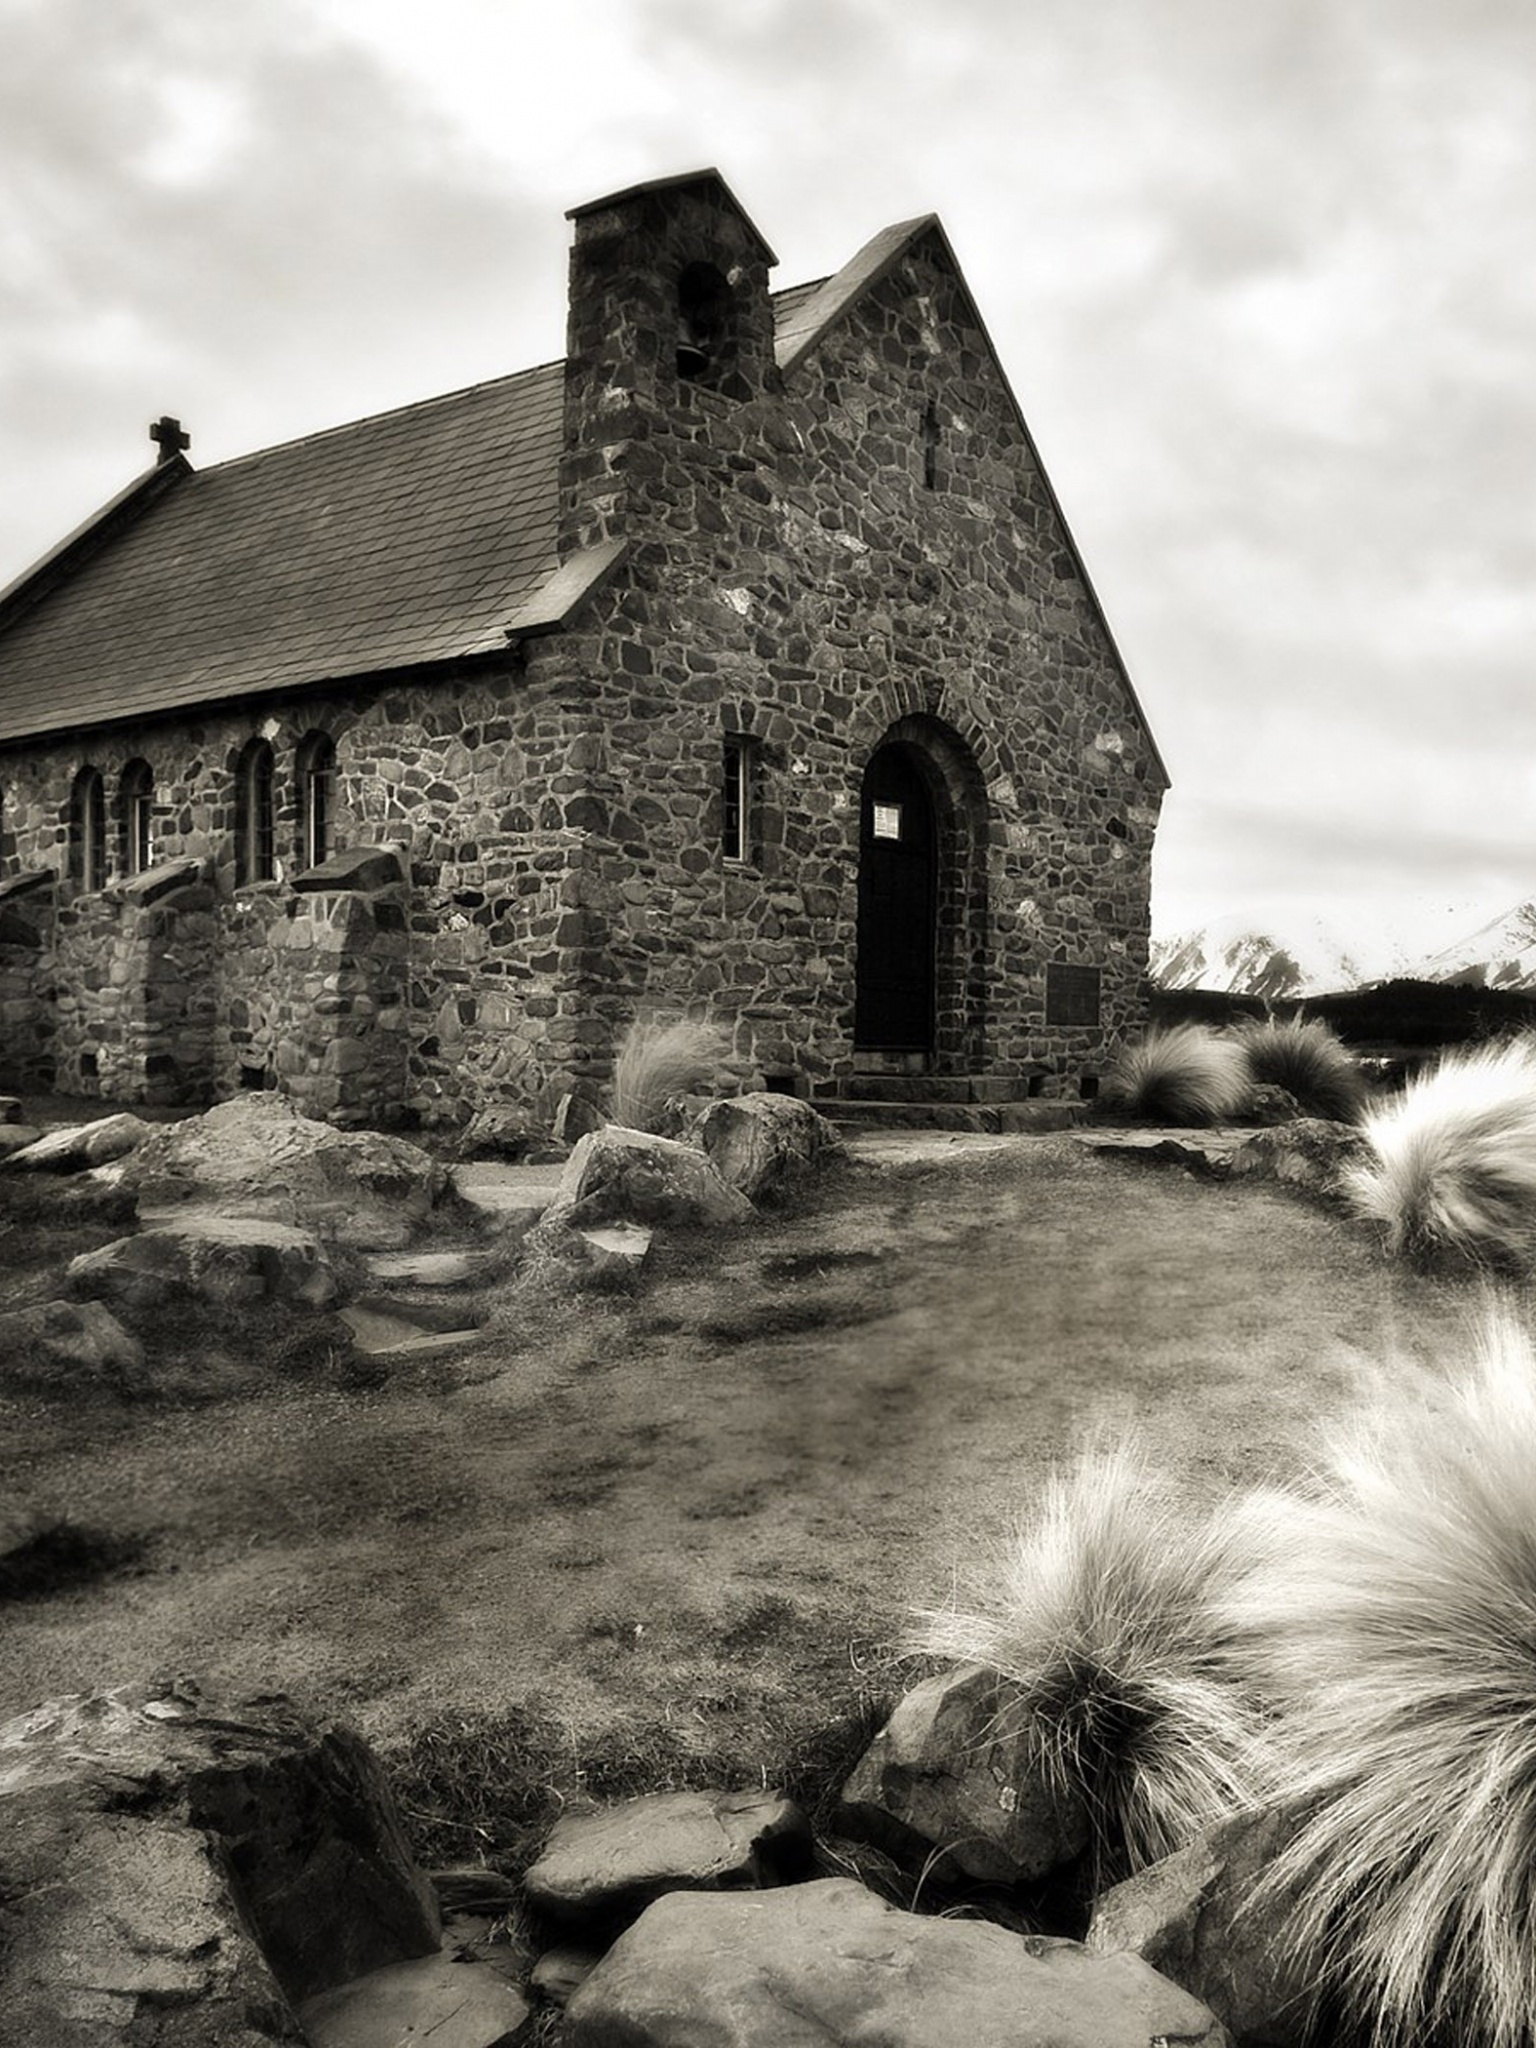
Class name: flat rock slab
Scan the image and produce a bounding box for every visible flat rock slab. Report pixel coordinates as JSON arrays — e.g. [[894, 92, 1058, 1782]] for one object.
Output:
[[340, 1305, 481, 1358], [0, 1122, 43, 1157], [450, 1162, 563, 1234], [362, 1249, 500, 1288], [1076, 1129, 1252, 1175], [68, 1214, 338, 1311], [564, 1877, 1230, 2048], [576, 1222, 654, 1272], [525, 1788, 811, 1927], [4, 1111, 155, 1172], [297, 1951, 530, 2048], [842, 1131, 1013, 1166], [0, 1297, 146, 1387], [839, 1662, 1090, 1885]]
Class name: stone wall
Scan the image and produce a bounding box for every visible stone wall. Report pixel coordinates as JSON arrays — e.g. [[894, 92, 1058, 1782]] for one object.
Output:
[[541, 193, 1163, 1101], [0, 872, 55, 1091]]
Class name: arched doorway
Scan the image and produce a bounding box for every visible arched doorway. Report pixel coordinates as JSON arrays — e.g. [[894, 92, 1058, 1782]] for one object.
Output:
[[855, 742, 938, 1055]]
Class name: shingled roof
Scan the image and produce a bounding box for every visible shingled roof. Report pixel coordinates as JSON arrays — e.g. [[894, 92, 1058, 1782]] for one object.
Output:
[[0, 360, 568, 745]]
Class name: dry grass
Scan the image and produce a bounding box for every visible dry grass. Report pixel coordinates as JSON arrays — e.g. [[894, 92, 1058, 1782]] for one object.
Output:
[[1236, 1306, 1536, 2048], [1345, 1037, 1536, 1268], [1234, 1015, 1367, 1122], [910, 1437, 1278, 1890], [609, 1015, 729, 1135], [1101, 1024, 1253, 1125]]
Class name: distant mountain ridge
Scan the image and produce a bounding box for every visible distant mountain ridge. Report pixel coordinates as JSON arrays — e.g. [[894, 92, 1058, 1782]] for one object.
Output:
[[1152, 900, 1536, 998]]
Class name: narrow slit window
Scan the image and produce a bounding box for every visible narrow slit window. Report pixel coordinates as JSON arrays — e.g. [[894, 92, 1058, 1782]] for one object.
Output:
[[922, 398, 940, 491], [121, 758, 154, 877], [71, 767, 107, 891], [235, 737, 276, 884], [297, 731, 336, 870], [722, 738, 750, 862]]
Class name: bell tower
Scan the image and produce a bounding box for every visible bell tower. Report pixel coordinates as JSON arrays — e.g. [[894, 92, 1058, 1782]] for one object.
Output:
[[559, 169, 779, 551]]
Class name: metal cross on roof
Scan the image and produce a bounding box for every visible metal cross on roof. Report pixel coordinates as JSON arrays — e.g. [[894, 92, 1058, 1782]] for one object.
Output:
[[150, 415, 190, 463]]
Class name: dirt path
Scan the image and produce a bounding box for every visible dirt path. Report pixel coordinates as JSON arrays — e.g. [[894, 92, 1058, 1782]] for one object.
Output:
[[0, 1134, 1477, 1769]]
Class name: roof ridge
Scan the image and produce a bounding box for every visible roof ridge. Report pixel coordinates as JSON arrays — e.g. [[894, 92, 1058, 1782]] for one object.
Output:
[[205, 357, 566, 477]]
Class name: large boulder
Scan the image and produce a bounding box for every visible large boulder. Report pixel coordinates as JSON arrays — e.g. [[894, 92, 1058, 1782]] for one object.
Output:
[[67, 1215, 338, 1312], [524, 1789, 811, 1929], [541, 1126, 756, 1232], [564, 1878, 1230, 2047], [3, 1111, 155, 1173], [1087, 1806, 1315, 2048], [838, 1663, 1090, 1885], [118, 1095, 447, 1248], [0, 1680, 441, 2044], [694, 1092, 844, 1202]]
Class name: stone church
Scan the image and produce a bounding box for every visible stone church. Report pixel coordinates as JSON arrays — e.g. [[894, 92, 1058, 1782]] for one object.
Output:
[[0, 170, 1166, 1128]]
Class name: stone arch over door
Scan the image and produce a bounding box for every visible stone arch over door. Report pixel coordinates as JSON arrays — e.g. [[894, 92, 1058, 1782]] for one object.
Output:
[[855, 715, 990, 1070]]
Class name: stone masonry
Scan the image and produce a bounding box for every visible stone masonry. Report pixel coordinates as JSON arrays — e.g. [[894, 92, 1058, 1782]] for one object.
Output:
[[0, 172, 1165, 1127]]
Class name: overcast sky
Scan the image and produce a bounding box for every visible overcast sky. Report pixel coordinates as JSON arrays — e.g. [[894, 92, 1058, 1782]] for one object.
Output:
[[3, 0, 1533, 955]]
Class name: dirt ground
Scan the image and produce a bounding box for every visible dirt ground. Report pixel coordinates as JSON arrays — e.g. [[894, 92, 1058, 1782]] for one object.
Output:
[[0, 1128, 1484, 1786]]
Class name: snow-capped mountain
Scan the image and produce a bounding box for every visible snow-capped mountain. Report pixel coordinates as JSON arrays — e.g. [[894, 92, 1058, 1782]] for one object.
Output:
[[1402, 901, 1536, 990], [1152, 900, 1536, 998], [1150, 914, 1399, 998]]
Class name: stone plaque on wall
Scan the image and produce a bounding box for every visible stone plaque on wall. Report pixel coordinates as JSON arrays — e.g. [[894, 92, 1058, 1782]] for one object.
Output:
[[1045, 961, 1101, 1027]]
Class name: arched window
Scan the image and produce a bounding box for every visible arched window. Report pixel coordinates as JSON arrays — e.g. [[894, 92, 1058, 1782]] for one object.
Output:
[[234, 737, 276, 884], [296, 731, 336, 870], [120, 759, 154, 877], [676, 261, 733, 385], [70, 766, 107, 892]]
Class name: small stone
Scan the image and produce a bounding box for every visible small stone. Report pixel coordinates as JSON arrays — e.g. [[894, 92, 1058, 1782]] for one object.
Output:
[[297, 1952, 530, 2048], [524, 1788, 811, 1928], [0, 1298, 146, 1387], [531, 1943, 604, 2007]]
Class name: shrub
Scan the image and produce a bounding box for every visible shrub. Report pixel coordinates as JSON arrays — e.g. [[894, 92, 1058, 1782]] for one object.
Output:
[[1233, 1015, 1367, 1122], [1237, 1309, 1536, 2048], [911, 1439, 1276, 1888], [609, 1014, 728, 1134], [1101, 1024, 1252, 1125], [1344, 1036, 1536, 1268]]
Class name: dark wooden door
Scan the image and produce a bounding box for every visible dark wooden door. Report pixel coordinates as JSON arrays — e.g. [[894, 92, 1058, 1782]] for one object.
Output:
[[855, 744, 936, 1052]]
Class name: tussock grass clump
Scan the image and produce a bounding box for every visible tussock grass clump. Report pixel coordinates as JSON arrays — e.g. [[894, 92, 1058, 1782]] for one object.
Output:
[[1237, 1309, 1536, 2048], [1344, 1036, 1536, 1268], [1101, 1024, 1252, 1125], [1233, 1014, 1367, 1122], [609, 1013, 728, 1134], [911, 1440, 1276, 1888]]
